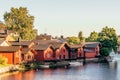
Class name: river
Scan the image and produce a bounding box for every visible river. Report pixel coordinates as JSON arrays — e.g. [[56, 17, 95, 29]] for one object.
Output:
[[0, 54, 120, 80]]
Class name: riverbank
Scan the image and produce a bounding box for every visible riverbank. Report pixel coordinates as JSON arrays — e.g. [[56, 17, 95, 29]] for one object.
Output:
[[0, 57, 107, 76], [0, 65, 19, 74], [0, 59, 119, 80]]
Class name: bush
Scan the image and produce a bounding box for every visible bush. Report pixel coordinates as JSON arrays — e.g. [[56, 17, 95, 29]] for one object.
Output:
[[100, 47, 110, 56], [0, 55, 8, 65], [49, 62, 56, 68]]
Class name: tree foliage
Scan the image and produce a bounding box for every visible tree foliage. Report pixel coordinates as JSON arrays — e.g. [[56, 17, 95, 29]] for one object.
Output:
[[86, 31, 98, 42], [100, 47, 110, 56], [78, 31, 85, 43], [4, 7, 37, 40], [68, 36, 80, 45], [98, 26, 118, 54]]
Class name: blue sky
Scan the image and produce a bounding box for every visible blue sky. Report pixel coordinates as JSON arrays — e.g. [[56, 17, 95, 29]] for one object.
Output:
[[0, 0, 120, 37]]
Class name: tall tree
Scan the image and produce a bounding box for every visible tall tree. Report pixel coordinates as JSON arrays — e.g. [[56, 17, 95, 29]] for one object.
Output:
[[98, 26, 118, 54], [68, 36, 80, 45], [78, 31, 85, 43], [4, 7, 37, 40], [86, 31, 98, 42]]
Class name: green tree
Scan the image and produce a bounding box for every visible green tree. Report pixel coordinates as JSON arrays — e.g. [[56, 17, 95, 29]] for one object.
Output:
[[78, 31, 85, 43], [86, 31, 98, 42], [98, 26, 118, 54], [100, 47, 110, 56], [4, 7, 37, 40], [68, 36, 80, 45]]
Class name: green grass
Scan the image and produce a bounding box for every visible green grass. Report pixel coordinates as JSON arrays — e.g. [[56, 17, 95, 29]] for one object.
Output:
[[0, 64, 12, 68]]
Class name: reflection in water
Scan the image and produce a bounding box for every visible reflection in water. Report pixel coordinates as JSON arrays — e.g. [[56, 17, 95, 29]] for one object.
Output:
[[0, 70, 35, 80], [1, 55, 120, 80]]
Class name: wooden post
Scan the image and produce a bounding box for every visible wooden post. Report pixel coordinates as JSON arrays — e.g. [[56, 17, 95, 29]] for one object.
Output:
[[83, 50, 86, 65]]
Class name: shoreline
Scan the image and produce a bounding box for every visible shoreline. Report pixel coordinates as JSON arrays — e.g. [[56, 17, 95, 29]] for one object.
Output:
[[0, 71, 19, 78]]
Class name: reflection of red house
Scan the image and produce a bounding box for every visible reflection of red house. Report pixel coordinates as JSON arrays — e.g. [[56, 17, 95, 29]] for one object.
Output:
[[0, 46, 21, 64], [84, 42, 101, 58]]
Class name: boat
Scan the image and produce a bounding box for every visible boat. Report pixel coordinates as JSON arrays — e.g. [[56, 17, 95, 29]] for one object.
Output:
[[69, 61, 82, 66]]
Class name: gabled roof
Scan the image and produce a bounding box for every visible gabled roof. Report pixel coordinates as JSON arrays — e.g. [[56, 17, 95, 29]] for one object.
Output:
[[0, 40, 4, 44], [22, 48, 31, 54], [70, 44, 84, 48], [0, 29, 5, 34], [0, 46, 20, 52], [0, 40, 10, 46], [0, 34, 7, 38], [85, 42, 100, 48], [9, 41, 33, 46], [33, 40, 68, 50], [33, 44, 53, 50]]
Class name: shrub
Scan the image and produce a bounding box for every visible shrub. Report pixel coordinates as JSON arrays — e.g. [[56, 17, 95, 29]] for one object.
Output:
[[0, 55, 8, 65], [100, 47, 110, 56]]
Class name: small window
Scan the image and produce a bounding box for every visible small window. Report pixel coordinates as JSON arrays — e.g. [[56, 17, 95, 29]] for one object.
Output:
[[79, 53, 81, 57], [63, 49, 65, 52], [59, 55, 61, 59], [28, 55, 31, 60], [63, 55, 65, 59]]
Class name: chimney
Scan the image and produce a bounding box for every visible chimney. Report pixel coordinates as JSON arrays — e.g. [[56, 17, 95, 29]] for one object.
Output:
[[5, 29, 8, 34], [17, 37, 21, 42]]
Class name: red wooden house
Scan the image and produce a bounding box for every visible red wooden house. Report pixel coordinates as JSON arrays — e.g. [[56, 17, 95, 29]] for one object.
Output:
[[9, 41, 35, 63], [33, 40, 70, 61], [0, 46, 21, 64], [52, 42, 70, 60], [21, 48, 34, 62], [84, 42, 101, 58], [33, 44, 55, 61], [70, 44, 84, 59]]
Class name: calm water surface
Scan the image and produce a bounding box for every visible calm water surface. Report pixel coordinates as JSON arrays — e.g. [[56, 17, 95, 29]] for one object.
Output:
[[1, 54, 120, 80]]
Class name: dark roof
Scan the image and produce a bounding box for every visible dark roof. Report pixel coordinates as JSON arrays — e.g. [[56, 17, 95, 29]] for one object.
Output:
[[9, 41, 33, 46], [22, 48, 30, 54], [33, 44, 53, 50], [36, 34, 52, 40], [0, 40, 4, 44], [70, 44, 84, 48], [85, 42, 100, 48], [0, 46, 20, 52], [0, 35, 7, 38], [51, 42, 62, 49], [0, 29, 5, 34], [33, 40, 65, 50]]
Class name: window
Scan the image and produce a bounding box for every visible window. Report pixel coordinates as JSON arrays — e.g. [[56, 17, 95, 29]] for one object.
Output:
[[79, 53, 81, 57], [63, 55, 65, 59], [28, 55, 31, 60], [63, 49, 65, 52], [16, 52, 19, 57], [59, 55, 61, 59]]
